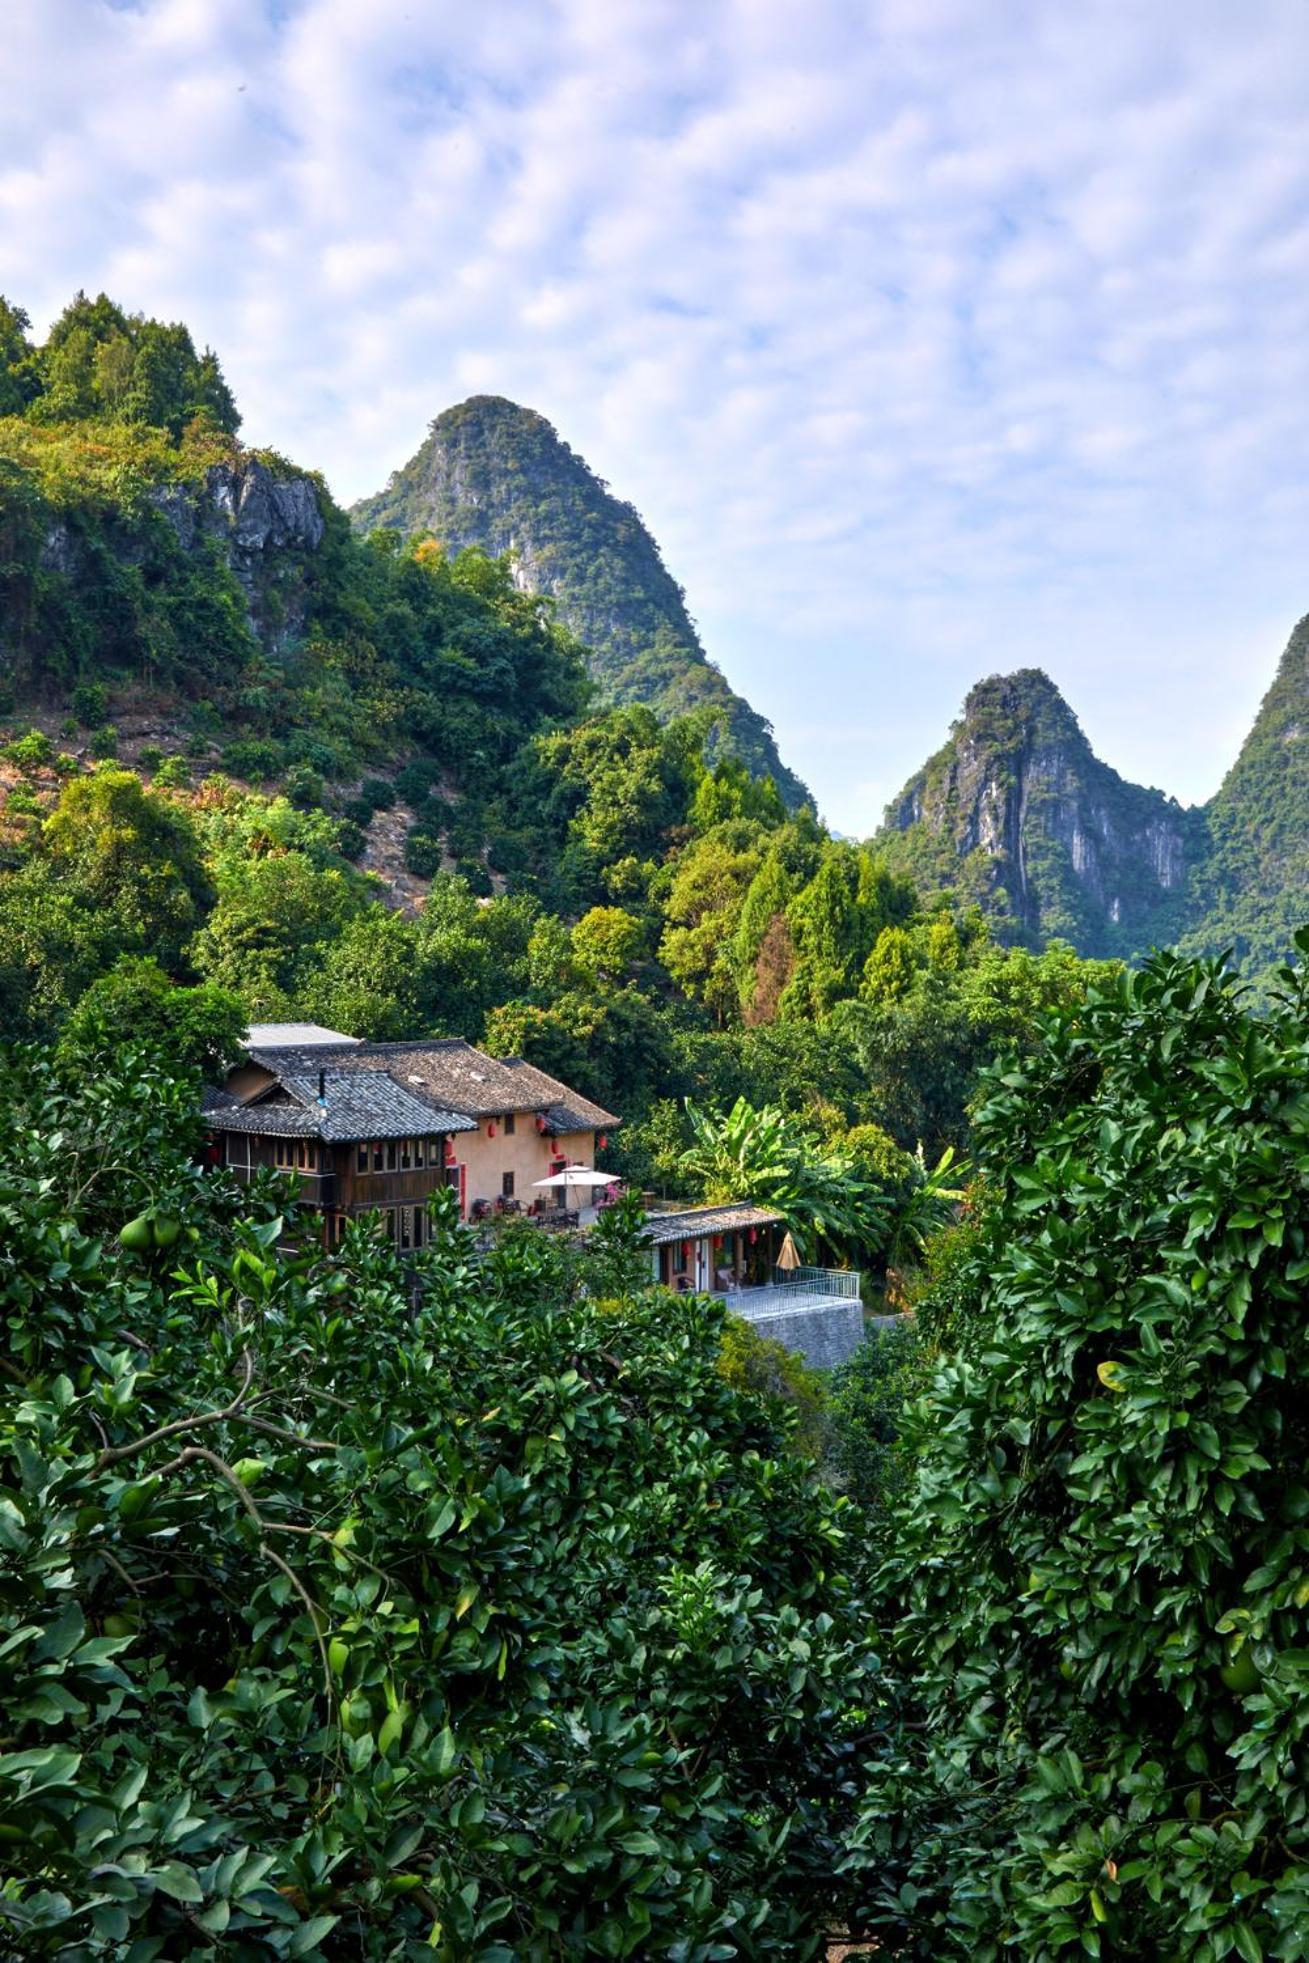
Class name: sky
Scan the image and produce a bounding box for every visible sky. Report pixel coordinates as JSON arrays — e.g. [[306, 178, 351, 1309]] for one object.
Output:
[[3, 0, 1308, 834]]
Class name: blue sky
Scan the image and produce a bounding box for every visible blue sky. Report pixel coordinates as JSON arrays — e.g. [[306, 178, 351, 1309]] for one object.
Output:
[[4, 0, 1309, 833]]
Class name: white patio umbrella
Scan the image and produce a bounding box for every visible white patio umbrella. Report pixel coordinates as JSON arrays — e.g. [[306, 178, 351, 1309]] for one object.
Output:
[[776, 1230, 801, 1271], [532, 1165, 616, 1205]]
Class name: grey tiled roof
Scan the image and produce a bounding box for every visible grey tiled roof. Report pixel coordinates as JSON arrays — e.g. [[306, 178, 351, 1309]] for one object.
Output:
[[204, 1073, 476, 1142], [544, 1098, 619, 1136], [281, 1073, 475, 1142], [237, 1036, 620, 1129], [644, 1203, 783, 1246]]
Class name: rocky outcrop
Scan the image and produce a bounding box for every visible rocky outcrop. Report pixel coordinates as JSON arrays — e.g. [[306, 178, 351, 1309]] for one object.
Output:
[[876, 669, 1200, 958]]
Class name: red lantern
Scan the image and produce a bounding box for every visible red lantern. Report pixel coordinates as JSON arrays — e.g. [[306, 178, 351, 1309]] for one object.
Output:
[[444, 1140, 457, 1165], [598, 1133, 608, 1150], [749, 1228, 758, 1245], [487, 1121, 497, 1137], [536, 1114, 548, 1134], [681, 1241, 692, 1262], [713, 1234, 723, 1249]]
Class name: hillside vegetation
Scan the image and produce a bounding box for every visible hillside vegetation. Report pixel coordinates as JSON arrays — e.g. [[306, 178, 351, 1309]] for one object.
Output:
[[351, 396, 809, 807]]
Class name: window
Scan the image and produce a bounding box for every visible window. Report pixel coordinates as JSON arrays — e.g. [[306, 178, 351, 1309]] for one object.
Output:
[[502, 1171, 515, 1199], [398, 1205, 414, 1250], [372, 1141, 383, 1173], [356, 1143, 368, 1173], [414, 1137, 426, 1168], [504, 1112, 516, 1136], [400, 1138, 412, 1170], [385, 1141, 399, 1172]]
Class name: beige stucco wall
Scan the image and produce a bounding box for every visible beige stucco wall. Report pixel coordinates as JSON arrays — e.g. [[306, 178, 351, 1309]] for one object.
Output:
[[451, 1119, 599, 1213]]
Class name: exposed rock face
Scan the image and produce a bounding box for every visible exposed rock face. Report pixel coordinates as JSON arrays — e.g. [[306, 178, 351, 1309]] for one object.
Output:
[[147, 461, 324, 644], [350, 395, 810, 807], [877, 669, 1200, 957], [30, 459, 326, 663]]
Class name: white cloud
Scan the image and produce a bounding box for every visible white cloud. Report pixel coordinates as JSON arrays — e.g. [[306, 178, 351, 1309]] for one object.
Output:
[[2, 0, 1308, 831]]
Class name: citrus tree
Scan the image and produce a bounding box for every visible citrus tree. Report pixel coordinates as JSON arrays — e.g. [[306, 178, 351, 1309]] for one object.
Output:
[[848, 945, 1309, 1958], [0, 1043, 886, 1959]]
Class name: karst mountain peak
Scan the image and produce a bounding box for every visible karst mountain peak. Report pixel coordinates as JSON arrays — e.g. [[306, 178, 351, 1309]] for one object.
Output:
[[350, 394, 810, 808]]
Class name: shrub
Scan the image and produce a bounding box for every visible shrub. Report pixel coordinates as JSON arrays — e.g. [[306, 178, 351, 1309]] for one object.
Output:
[[185, 732, 211, 758], [333, 817, 367, 862], [719, 1313, 830, 1458], [152, 755, 191, 791], [286, 734, 347, 777], [88, 724, 119, 760], [137, 742, 164, 773], [357, 775, 396, 812], [394, 757, 442, 805], [4, 786, 42, 816], [826, 1317, 927, 1509], [4, 727, 54, 769], [52, 752, 79, 778], [457, 857, 493, 897], [285, 763, 324, 810], [403, 828, 443, 877], [221, 737, 282, 781], [70, 679, 109, 726]]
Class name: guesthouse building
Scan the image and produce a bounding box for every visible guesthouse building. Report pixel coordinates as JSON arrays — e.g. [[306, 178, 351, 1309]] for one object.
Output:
[[204, 1023, 620, 1246]]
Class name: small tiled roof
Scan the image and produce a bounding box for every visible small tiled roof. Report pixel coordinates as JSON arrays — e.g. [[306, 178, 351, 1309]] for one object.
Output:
[[238, 1037, 620, 1129], [644, 1203, 783, 1246]]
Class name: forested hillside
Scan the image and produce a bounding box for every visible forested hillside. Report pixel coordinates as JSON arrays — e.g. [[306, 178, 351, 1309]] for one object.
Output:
[[875, 644, 1309, 982], [350, 395, 809, 806], [1181, 612, 1309, 974]]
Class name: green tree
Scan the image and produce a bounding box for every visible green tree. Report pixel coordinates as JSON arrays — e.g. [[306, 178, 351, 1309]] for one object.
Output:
[[189, 852, 364, 1010], [42, 768, 212, 973], [570, 904, 645, 983], [659, 826, 763, 1020], [0, 295, 39, 415], [57, 955, 246, 1078], [855, 944, 1309, 1955]]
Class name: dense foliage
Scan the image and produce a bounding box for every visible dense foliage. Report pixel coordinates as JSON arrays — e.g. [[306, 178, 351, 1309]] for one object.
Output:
[[851, 944, 1309, 1957], [0, 1040, 888, 1959], [349, 395, 808, 804], [0, 292, 238, 439], [1182, 614, 1309, 984]]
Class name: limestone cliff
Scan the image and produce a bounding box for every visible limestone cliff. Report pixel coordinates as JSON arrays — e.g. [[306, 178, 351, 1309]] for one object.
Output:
[[875, 669, 1202, 958]]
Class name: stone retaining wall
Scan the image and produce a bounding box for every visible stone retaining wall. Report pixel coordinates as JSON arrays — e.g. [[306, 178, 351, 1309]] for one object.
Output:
[[738, 1297, 865, 1370]]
